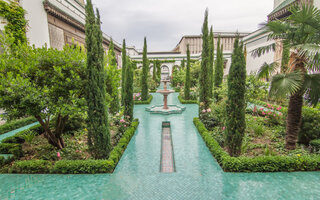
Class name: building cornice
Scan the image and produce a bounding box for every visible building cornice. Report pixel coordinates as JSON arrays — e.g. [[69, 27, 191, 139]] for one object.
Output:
[[43, 0, 85, 32]]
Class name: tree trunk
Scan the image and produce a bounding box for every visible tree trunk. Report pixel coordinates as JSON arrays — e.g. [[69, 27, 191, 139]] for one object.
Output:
[[285, 51, 305, 150], [35, 115, 65, 149], [285, 92, 303, 150]]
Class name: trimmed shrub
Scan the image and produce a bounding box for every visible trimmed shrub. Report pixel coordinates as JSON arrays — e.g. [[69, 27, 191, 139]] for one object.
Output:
[[178, 95, 197, 104], [134, 95, 153, 105], [10, 160, 52, 173], [0, 143, 22, 158], [1, 119, 140, 174], [194, 117, 320, 172], [51, 160, 115, 174], [1, 124, 43, 144], [0, 117, 37, 135]]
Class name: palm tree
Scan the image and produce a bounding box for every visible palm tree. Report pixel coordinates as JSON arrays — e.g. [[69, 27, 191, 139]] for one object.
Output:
[[253, 4, 320, 150], [257, 62, 278, 81]]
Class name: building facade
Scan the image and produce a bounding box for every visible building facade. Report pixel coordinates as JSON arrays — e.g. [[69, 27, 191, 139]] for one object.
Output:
[[243, 0, 320, 74], [173, 32, 249, 55], [2, 0, 122, 67]]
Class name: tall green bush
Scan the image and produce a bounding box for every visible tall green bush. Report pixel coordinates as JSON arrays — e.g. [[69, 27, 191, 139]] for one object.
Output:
[[208, 26, 214, 98], [184, 44, 191, 100], [124, 58, 134, 121], [199, 9, 210, 110], [0, 40, 86, 149], [121, 39, 127, 106], [214, 35, 224, 101], [105, 39, 120, 114], [85, 1, 111, 159], [141, 37, 149, 100], [181, 59, 185, 69], [225, 36, 246, 157]]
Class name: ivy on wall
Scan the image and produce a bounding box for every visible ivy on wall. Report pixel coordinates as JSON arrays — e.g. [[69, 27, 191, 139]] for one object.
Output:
[[0, 0, 27, 45]]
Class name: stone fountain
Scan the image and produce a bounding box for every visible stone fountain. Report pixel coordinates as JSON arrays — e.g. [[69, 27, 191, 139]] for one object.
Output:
[[146, 78, 186, 115]]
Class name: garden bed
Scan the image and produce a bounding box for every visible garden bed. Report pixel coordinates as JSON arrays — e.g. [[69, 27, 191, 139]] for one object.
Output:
[[134, 94, 153, 105], [0, 119, 139, 174], [194, 118, 320, 172]]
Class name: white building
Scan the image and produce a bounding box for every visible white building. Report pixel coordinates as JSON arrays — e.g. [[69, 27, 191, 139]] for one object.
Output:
[[1, 0, 123, 66], [243, 0, 320, 74]]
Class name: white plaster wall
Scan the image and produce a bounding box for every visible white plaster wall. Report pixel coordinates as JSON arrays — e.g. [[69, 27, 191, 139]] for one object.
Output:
[[245, 35, 275, 74], [21, 0, 51, 48]]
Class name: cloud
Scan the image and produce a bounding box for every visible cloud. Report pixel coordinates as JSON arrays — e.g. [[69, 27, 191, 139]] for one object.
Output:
[[93, 0, 273, 51]]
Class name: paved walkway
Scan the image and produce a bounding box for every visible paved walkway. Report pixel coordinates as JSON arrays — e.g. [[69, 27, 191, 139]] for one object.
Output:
[[0, 92, 320, 199]]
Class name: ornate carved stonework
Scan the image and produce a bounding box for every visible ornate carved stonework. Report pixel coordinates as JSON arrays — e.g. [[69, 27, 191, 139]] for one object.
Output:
[[48, 23, 65, 50]]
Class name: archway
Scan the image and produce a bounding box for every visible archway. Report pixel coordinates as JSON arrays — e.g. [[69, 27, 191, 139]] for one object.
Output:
[[161, 65, 170, 80]]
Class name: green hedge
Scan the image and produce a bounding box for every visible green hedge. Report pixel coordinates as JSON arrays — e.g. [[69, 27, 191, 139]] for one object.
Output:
[[0, 143, 22, 158], [194, 117, 320, 172], [0, 155, 14, 168], [51, 160, 115, 174], [134, 95, 153, 104], [10, 160, 52, 173], [1, 124, 43, 144], [178, 95, 198, 104], [3, 119, 140, 174], [0, 117, 37, 135]]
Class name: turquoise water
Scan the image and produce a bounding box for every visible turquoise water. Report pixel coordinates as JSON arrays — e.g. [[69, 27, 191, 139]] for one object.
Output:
[[0, 93, 320, 199]]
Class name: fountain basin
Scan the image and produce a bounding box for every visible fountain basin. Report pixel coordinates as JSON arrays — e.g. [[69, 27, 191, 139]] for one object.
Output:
[[156, 89, 175, 95], [145, 104, 186, 115]]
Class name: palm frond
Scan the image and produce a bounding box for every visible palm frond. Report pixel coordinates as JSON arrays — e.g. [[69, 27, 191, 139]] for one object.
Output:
[[257, 62, 279, 80], [269, 71, 303, 98], [303, 73, 320, 106], [251, 43, 276, 58], [295, 43, 320, 72]]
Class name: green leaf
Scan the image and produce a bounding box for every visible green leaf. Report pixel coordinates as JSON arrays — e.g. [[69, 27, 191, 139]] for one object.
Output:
[[269, 71, 303, 98]]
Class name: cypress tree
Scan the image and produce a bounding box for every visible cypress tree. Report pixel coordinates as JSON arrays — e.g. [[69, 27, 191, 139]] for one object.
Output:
[[141, 37, 149, 100], [184, 44, 191, 100], [121, 39, 127, 106], [106, 39, 120, 114], [152, 60, 157, 81], [214, 35, 224, 101], [156, 60, 161, 83], [208, 26, 214, 98], [85, 1, 111, 159], [181, 58, 185, 69], [124, 57, 134, 121], [199, 9, 210, 109], [225, 36, 246, 157]]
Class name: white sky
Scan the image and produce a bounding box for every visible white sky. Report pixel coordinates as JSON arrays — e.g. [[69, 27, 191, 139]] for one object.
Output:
[[92, 0, 274, 51]]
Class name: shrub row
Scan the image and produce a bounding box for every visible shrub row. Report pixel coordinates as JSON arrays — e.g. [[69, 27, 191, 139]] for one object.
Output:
[[4, 119, 140, 174], [1, 124, 43, 144], [194, 117, 320, 172], [0, 124, 43, 160], [134, 95, 153, 105], [0, 117, 37, 135], [178, 95, 198, 104]]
